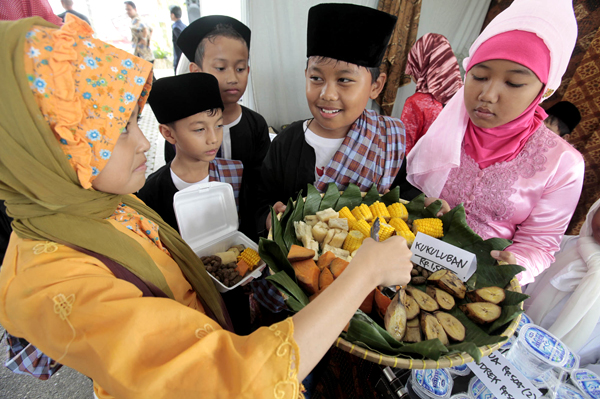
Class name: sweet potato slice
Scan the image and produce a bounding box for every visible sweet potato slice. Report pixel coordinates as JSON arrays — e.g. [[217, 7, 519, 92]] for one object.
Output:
[[235, 259, 250, 277], [317, 251, 337, 270], [319, 267, 334, 290], [292, 259, 320, 295], [359, 289, 375, 313], [287, 244, 316, 262], [329, 258, 349, 278]]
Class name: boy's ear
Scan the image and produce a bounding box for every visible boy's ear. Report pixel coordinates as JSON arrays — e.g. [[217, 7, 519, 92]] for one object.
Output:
[[159, 124, 177, 145], [369, 73, 387, 100], [189, 62, 202, 73]]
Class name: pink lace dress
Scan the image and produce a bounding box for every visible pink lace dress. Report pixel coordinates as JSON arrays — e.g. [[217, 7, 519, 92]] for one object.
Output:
[[401, 93, 443, 155], [440, 125, 584, 284]]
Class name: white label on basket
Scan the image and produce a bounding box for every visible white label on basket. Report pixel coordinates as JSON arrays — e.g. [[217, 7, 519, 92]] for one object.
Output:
[[468, 352, 542, 399], [410, 232, 477, 281]]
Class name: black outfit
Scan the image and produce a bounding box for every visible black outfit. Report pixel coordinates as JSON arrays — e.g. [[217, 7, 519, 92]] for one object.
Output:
[[0, 200, 13, 263], [171, 19, 187, 73], [137, 163, 180, 233], [58, 10, 91, 25]]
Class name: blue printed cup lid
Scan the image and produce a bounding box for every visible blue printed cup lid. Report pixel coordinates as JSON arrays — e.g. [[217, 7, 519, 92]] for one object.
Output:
[[519, 324, 568, 366], [501, 335, 516, 350], [412, 369, 453, 398], [570, 369, 600, 399], [448, 364, 471, 376], [517, 313, 532, 334], [556, 383, 586, 399], [469, 377, 497, 399], [563, 351, 580, 371]]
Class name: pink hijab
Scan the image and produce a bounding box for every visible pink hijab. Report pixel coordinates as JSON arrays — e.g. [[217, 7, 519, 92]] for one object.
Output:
[[407, 0, 578, 197], [405, 33, 463, 105], [462, 31, 550, 169]]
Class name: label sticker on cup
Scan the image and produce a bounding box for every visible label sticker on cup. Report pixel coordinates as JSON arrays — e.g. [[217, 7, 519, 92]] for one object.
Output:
[[523, 326, 567, 364], [414, 369, 451, 397]]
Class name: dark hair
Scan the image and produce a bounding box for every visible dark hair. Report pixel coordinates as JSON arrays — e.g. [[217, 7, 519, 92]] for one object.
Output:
[[124, 1, 136, 10], [165, 108, 222, 129], [546, 115, 571, 137], [194, 24, 249, 67], [170, 6, 182, 19], [306, 56, 380, 83]]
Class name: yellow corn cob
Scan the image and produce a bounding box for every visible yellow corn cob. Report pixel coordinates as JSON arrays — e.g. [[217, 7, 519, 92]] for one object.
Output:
[[343, 230, 365, 252], [389, 218, 416, 247], [388, 202, 408, 221], [358, 204, 373, 222], [338, 206, 357, 230], [369, 201, 391, 221], [238, 248, 261, 270], [370, 216, 387, 226], [354, 219, 371, 238], [379, 223, 395, 241], [412, 218, 444, 238], [351, 206, 364, 221]]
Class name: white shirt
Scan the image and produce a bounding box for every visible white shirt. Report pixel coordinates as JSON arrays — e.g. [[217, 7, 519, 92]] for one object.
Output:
[[303, 120, 345, 182], [170, 168, 210, 191], [221, 112, 243, 159]]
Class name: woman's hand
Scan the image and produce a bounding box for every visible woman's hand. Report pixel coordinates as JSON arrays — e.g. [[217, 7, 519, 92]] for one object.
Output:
[[265, 201, 286, 231], [491, 250, 517, 265], [424, 197, 451, 217]]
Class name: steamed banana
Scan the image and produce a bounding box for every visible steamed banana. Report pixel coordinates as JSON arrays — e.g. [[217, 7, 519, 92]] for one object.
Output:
[[434, 311, 465, 342], [406, 285, 439, 312], [466, 287, 505, 305], [427, 269, 466, 299], [384, 289, 408, 341], [421, 312, 449, 345], [426, 286, 456, 310], [460, 302, 502, 324], [404, 318, 422, 343], [403, 293, 421, 320]]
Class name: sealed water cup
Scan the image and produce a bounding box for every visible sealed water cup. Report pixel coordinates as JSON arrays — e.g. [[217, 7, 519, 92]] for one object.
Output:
[[506, 324, 568, 379], [562, 351, 580, 372], [447, 364, 470, 377], [499, 335, 516, 354], [516, 313, 532, 335], [570, 369, 600, 399], [411, 369, 453, 399], [555, 383, 587, 399], [469, 377, 497, 399]]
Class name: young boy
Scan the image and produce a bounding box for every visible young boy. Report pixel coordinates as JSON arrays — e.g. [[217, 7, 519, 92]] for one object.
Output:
[[256, 4, 405, 233], [137, 73, 244, 234]]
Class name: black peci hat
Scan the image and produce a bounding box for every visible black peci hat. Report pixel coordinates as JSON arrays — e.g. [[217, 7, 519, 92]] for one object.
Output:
[[546, 101, 582, 133], [306, 3, 397, 68], [148, 73, 224, 124], [177, 15, 251, 63]]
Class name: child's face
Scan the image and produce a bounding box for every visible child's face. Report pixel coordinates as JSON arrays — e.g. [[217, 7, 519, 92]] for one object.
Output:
[[193, 36, 249, 106], [464, 59, 544, 129], [592, 208, 600, 245], [305, 57, 383, 138], [166, 109, 224, 163], [92, 105, 150, 194]]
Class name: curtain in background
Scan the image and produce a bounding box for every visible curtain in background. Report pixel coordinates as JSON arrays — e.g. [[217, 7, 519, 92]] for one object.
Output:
[[375, 0, 422, 116]]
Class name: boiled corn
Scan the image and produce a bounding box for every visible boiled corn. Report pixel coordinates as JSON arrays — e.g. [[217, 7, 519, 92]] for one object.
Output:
[[343, 230, 365, 253], [389, 218, 415, 247], [351, 204, 373, 222], [238, 248, 261, 270], [354, 219, 371, 238], [412, 218, 444, 238], [338, 206, 357, 229], [370, 201, 391, 221], [388, 203, 408, 221], [379, 223, 395, 241]]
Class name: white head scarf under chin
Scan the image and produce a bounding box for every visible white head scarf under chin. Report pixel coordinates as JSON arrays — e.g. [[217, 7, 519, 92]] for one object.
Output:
[[407, 0, 578, 197], [525, 199, 600, 351]]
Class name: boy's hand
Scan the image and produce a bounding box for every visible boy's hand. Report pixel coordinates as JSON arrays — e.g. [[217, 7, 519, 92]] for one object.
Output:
[[424, 197, 451, 217], [350, 236, 412, 288], [490, 250, 517, 265], [265, 201, 287, 231]]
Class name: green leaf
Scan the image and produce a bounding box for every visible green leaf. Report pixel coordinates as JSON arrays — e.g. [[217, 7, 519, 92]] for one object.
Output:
[[380, 186, 400, 206], [266, 271, 309, 308], [447, 307, 507, 362], [283, 192, 304, 250], [335, 183, 362, 211], [474, 263, 525, 290], [270, 206, 288, 256], [487, 305, 524, 334], [439, 204, 481, 249], [279, 197, 295, 232], [258, 238, 296, 281], [319, 183, 341, 211], [406, 194, 439, 220], [501, 290, 530, 306], [304, 184, 322, 217], [362, 185, 380, 205]]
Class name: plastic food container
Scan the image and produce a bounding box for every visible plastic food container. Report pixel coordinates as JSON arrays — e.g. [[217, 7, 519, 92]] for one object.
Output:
[[555, 383, 587, 399], [562, 351, 580, 372], [447, 364, 471, 377], [411, 369, 453, 399], [570, 369, 600, 399], [469, 377, 497, 399], [174, 182, 266, 293], [506, 324, 568, 379], [516, 313, 532, 335]]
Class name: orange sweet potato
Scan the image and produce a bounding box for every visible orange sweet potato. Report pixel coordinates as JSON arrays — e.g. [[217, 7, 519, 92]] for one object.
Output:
[[330, 258, 349, 278], [319, 268, 334, 291], [292, 259, 320, 295], [236, 259, 250, 277], [287, 245, 316, 262], [375, 287, 392, 318], [317, 251, 336, 270], [359, 289, 375, 313]]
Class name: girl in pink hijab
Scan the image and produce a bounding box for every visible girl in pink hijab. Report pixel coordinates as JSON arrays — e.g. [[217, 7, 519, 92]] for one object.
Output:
[[402, 33, 462, 155], [407, 0, 584, 285]]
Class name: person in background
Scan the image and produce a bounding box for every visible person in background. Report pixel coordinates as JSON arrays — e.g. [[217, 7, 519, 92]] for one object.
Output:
[[402, 33, 462, 155], [125, 1, 153, 63], [525, 198, 600, 374], [407, 0, 584, 285], [170, 5, 186, 74], [0, 0, 62, 25], [57, 0, 90, 25], [544, 100, 581, 138]]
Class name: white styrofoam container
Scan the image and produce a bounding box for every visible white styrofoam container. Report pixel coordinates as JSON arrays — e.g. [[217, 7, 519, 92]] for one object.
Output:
[[173, 182, 265, 293]]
